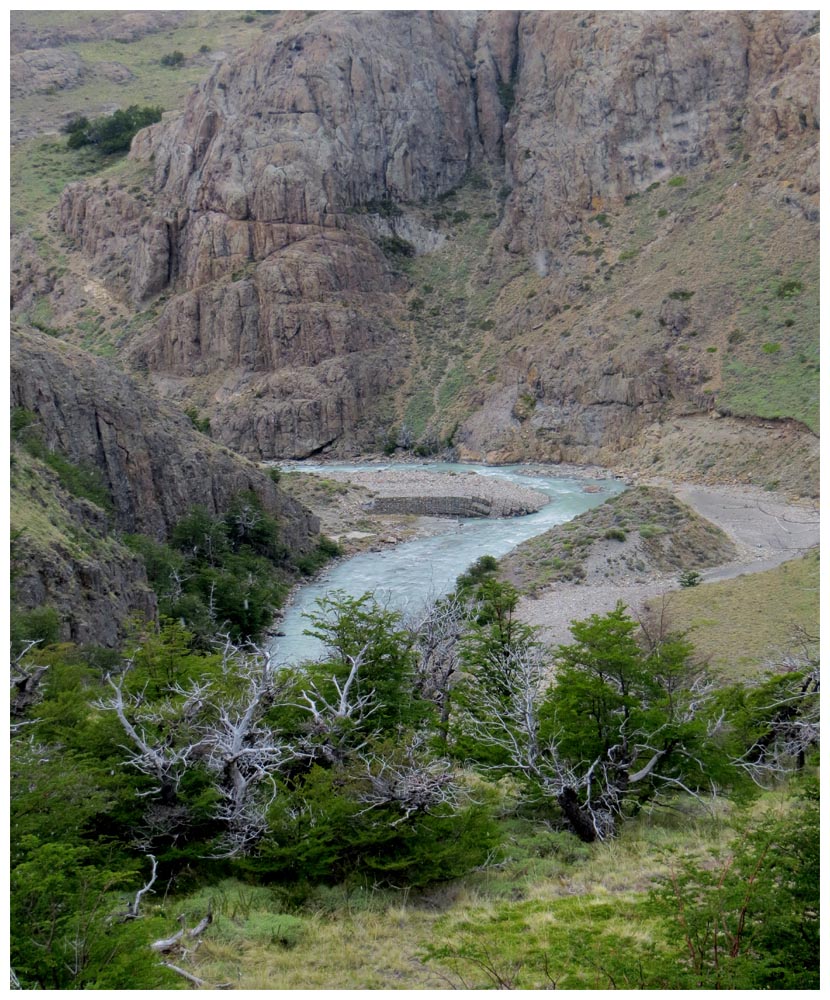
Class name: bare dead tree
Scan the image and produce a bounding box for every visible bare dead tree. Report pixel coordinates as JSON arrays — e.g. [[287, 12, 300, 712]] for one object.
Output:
[[196, 640, 296, 857], [732, 660, 819, 784], [10, 640, 50, 718], [291, 642, 379, 765], [408, 593, 468, 738], [354, 733, 460, 824], [95, 673, 203, 806], [98, 639, 298, 855], [118, 854, 158, 922]]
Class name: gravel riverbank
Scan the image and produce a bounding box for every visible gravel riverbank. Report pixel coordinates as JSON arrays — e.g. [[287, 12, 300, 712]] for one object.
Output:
[[518, 481, 819, 647], [317, 468, 549, 517]]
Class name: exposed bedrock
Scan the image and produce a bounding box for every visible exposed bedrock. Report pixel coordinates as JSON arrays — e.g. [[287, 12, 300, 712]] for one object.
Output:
[[10, 329, 319, 549], [54, 9, 818, 460]]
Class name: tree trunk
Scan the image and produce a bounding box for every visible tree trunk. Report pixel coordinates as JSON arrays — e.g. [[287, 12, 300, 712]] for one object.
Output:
[[557, 787, 597, 843]]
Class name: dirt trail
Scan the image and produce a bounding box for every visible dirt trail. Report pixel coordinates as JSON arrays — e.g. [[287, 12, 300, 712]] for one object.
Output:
[[517, 482, 820, 646]]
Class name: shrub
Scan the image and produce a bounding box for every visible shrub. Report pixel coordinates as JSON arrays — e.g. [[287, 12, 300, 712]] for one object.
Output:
[[668, 289, 694, 301], [762, 342, 781, 354], [66, 105, 163, 155], [678, 569, 702, 588], [776, 279, 803, 299], [604, 528, 627, 542], [497, 79, 515, 112], [185, 406, 211, 434], [378, 234, 415, 258], [10, 606, 61, 653], [160, 50, 185, 67]]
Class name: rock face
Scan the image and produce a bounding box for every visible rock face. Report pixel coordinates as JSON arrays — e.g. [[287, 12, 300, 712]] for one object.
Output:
[[50, 10, 820, 468], [10, 329, 320, 550], [500, 10, 819, 250], [11, 455, 158, 648]]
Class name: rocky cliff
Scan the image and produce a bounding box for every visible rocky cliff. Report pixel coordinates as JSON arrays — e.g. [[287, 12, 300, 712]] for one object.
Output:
[[19, 11, 821, 487], [11, 329, 319, 546], [11, 328, 321, 642]]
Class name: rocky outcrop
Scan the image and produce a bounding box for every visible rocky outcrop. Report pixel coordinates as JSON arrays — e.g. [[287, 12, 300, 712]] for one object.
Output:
[[10, 10, 187, 53], [500, 10, 819, 251], [10, 48, 87, 98], [10, 328, 319, 550], [11, 454, 157, 647], [47, 10, 820, 468]]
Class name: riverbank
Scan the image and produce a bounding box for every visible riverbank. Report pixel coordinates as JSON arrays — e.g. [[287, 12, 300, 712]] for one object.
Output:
[[517, 480, 819, 649], [271, 460, 818, 667], [274, 460, 613, 557]]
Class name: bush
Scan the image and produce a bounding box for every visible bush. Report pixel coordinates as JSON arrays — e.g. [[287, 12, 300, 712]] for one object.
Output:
[[776, 279, 803, 299], [66, 105, 163, 155], [678, 569, 702, 588], [604, 527, 627, 541], [185, 406, 211, 434], [10, 606, 61, 653], [378, 234, 415, 258], [160, 50, 185, 67]]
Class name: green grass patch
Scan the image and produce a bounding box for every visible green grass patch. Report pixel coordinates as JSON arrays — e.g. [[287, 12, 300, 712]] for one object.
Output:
[[659, 550, 819, 680]]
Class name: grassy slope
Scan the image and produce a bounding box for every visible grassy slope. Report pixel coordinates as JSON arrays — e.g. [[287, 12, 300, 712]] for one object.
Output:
[[650, 549, 819, 681], [389, 172, 534, 442], [11, 10, 274, 232], [175, 787, 802, 989]]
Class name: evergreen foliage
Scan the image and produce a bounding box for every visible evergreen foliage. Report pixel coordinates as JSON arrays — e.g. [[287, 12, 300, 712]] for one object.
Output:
[[125, 492, 292, 643], [8, 587, 819, 988], [65, 105, 163, 154]]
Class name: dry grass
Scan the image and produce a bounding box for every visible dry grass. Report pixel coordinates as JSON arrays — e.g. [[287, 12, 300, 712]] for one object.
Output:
[[182, 792, 757, 990], [656, 550, 819, 680]]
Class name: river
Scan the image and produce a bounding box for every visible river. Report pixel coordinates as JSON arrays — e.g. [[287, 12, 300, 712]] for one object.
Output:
[[269, 462, 624, 664]]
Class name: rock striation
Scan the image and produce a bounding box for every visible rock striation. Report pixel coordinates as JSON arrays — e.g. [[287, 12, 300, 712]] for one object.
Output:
[[11, 328, 323, 643], [48, 10, 820, 468], [10, 329, 320, 548]]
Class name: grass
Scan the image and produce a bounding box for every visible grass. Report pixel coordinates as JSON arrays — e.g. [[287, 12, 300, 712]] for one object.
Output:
[[176, 788, 784, 990], [11, 11, 272, 231], [652, 549, 819, 680], [392, 166, 531, 447]]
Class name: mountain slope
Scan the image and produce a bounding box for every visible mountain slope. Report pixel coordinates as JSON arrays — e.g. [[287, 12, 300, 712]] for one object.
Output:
[[11, 10, 820, 492], [11, 327, 320, 642]]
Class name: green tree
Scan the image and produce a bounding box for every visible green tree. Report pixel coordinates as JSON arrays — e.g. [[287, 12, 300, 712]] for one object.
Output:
[[302, 592, 430, 733], [648, 777, 819, 988], [11, 838, 175, 989], [66, 105, 163, 154]]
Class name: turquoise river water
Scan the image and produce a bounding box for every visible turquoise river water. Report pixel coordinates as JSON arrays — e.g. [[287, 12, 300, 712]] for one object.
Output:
[[269, 462, 624, 664]]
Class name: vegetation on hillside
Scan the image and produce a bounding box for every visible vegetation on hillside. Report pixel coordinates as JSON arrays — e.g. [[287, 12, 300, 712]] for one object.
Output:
[[500, 485, 736, 595], [10, 576, 818, 988], [64, 105, 162, 154]]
